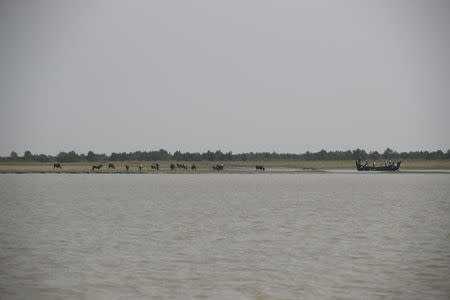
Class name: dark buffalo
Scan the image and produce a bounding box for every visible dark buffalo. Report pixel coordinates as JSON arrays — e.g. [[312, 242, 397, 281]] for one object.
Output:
[[53, 163, 62, 169], [92, 164, 103, 171], [108, 163, 115, 169], [256, 165, 265, 171], [191, 164, 196, 171], [170, 163, 176, 170]]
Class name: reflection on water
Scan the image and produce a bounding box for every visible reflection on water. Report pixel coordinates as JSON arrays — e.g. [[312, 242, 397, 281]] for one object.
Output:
[[0, 173, 449, 299]]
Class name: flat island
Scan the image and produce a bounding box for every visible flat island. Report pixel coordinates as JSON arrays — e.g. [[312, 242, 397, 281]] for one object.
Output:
[[1, 160, 449, 174]]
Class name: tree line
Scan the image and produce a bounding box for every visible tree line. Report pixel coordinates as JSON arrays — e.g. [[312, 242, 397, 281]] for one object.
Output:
[[2, 148, 450, 163]]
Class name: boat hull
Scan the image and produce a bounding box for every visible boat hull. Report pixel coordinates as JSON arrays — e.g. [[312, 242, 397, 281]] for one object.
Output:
[[356, 161, 401, 171]]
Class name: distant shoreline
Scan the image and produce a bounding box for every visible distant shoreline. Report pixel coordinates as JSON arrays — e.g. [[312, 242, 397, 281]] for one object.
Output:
[[0, 160, 449, 174]]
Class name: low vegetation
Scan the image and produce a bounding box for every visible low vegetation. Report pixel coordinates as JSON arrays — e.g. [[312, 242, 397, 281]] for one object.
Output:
[[2, 148, 450, 163], [1, 148, 448, 173]]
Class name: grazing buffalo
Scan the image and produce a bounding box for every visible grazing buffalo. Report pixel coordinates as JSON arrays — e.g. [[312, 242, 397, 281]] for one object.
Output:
[[125, 165, 129, 171], [256, 165, 265, 171], [151, 163, 160, 171], [53, 163, 62, 169], [170, 163, 176, 170], [92, 164, 103, 171], [212, 164, 224, 171], [108, 163, 115, 169], [191, 164, 196, 171]]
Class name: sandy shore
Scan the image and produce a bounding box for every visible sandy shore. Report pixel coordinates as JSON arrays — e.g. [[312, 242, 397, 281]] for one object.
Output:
[[0, 160, 449, 174]]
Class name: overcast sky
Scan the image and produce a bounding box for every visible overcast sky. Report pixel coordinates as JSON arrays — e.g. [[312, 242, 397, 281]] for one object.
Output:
[[0, 0, 449, 156]]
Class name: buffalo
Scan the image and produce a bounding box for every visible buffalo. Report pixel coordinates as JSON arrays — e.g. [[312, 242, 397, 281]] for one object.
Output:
[[256, 165, 265, 171], [92, 164, 103, 171]]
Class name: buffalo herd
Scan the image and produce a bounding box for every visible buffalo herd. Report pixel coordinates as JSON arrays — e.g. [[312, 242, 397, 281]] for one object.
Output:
[[51, 163, 266, 172]]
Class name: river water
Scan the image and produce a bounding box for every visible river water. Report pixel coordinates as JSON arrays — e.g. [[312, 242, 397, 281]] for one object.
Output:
[[0, 173, 449, 299]]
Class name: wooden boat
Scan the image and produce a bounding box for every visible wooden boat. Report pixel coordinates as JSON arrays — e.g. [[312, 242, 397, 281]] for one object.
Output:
[[356, 160, 401, 171]]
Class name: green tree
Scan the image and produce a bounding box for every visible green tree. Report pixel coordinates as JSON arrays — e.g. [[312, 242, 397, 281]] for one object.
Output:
[[10, 151, 18, 160], [368, 151, 380, 160], [36, 154, 51, 162], [57, 151, 81, 162], [173, 150, 183, 161], [23, 150, 33, 160], [214, 150, 225, 161], [87, 151, 96, 162], [382, 148, 394, 159], [352, 148, 367, 160]]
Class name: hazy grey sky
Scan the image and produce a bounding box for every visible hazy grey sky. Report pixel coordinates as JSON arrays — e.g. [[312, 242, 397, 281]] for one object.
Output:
[[1, 0, 449, 156]]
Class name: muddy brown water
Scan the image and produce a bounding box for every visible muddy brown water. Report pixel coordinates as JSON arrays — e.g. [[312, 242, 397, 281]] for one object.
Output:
[[0, 173, 449, 299]]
